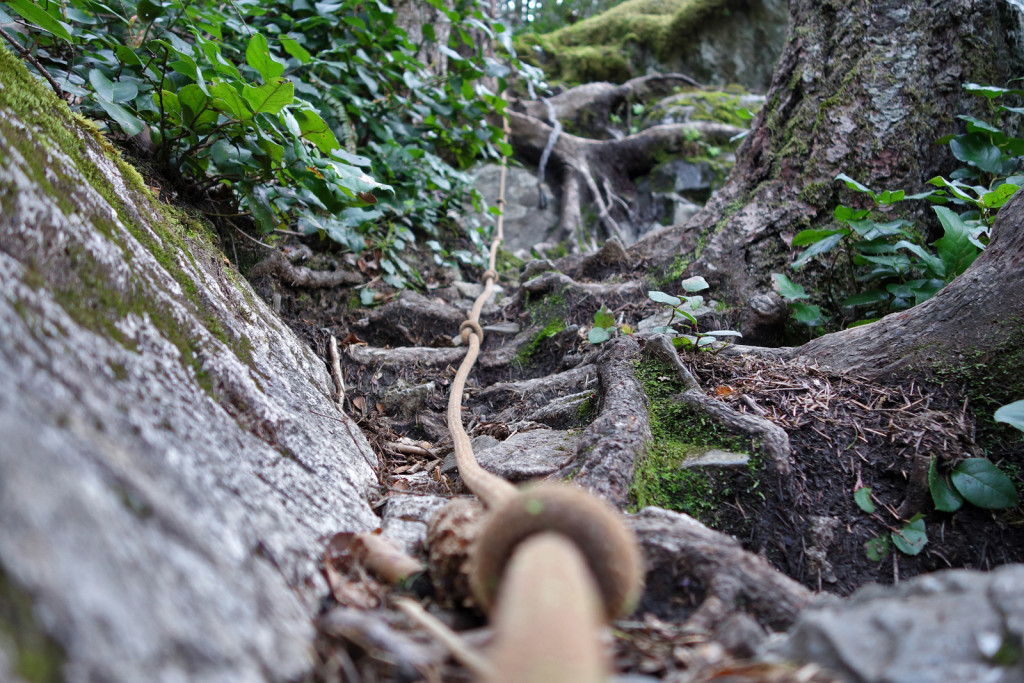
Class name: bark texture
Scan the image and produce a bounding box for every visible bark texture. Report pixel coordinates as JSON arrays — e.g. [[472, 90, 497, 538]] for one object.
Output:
[[631, 0, 1023, 307], [0, 47, 378, 681]]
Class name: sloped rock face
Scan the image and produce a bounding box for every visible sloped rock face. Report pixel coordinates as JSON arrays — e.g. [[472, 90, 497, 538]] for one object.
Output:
[[0, 48, 378, 681]]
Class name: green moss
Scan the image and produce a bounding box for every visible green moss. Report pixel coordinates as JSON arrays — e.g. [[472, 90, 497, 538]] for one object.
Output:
[[630, 356, 754, 520], [495, 248, 524, 276], [576, 391, 598, 422], [519, 0, 732, 84], [106, 359, 129, 381], [516, 317, 567, 366], [0, 568, 66, 683], [799, 180, 833, 208], [0, 44, 256, 390]]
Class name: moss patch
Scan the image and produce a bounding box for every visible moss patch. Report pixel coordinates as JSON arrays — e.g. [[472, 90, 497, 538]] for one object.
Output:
[[630, 355, 755, 522], [0, 568, 66, 683]]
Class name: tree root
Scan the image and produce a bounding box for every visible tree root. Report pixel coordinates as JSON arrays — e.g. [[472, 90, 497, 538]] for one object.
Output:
[[347, 344, 467, 368], [631, 507, 813, 635], [249, 251, 362, 287], [559, 336, 651, 507], [645, 334, 792, 474]]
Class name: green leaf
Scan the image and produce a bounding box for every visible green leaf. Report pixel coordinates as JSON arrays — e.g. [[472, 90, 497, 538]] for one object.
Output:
[[891, 516, 927, 556], [672, 336, 695, 349], [243, 78, 295, 115], [933, 206, 979, 277], [875, 189, 905, 205], [648, 290, 682, 306], [995, 400, 1024, 433], [790, 302, 823, 326], [957, 114, 1003, 136], [963, 82, 1010, 99], [704, 330, 742, 337], [835, 172, 873, 195], [588, 327, 611, 344], [842, 290, 889, 307], [360, 288, 377, 306], [893, 240, 945, 278], [929, 458, 964, 513], [209, 82, 250, 120], [593, 306, 615, 329], [681, 276, 709, 292], [928, 176, 976, 202], [982, 184, 1018, 209], [280, 36, 312, 64], [793, 233, 845, 268], [244, 186, 277, 232], [4, 0, 73, 41], [94, 97, 144, 136], [792, 228, 848, 246], [289, 108, 340, 154], [88, 70, 138, 104], [136, 0, 164, 22], [246, 33, 286, 83], [864, 535, 890, 561], [854, 487, 875, 513], [951, 458, 1019, 509], [771, 273, 808, 300], [950, 133, 1003, 174]]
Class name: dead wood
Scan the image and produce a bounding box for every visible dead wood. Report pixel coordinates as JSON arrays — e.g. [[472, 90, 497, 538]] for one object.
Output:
[[347, 345, 468, 367], [519, 270, 646, 300], [249, 251, 362, 287]]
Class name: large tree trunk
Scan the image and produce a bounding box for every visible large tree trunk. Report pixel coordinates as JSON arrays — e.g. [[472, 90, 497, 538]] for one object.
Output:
[[630, 0, 1023, 310]]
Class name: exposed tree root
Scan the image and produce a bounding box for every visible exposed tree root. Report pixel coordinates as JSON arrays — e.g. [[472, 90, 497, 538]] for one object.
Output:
[[249, 251, 362, 287], [560, 336, 651, 507], [347, 344, 468, 368], [630, 507, 813, 635]]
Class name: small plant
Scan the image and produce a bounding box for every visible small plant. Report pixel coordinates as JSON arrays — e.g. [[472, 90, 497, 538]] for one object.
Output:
[[587, 305, 624, 344], [648, 276, 741, 351], [770, 273, 823, 327]]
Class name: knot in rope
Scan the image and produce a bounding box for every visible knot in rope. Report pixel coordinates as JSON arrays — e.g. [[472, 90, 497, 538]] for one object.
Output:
[[469, 483, 645, 621], [460, 319, 485, 346], [482, 268, 499, 284]]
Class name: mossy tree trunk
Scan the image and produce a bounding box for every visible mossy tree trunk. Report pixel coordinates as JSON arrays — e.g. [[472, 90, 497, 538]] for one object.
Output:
[[630, 0, 1022, 323]]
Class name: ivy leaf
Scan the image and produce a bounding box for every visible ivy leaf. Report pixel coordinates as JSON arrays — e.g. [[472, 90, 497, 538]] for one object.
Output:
[[771, 273, 808, 300], [864, 535, 890, 561], [243, 78, 295, 115], [594, 306, 616, 329], [835, 172, 873, 195], [982, 184, 1019, 210], [928, 458, 964, 513], [288, 108, 340, 154], [648, 290, 682, 306], [246, 33, 286, 83], [793, 233, 845, 268], [951, 458, 1019, 509], [4, 0, 73, 41], [891, 516, 928, 556], [88, 69, 138, 103], [209, 82, 251, 120], [279, 36, 312, 64], [588, 327, 611, 344], [681, 276, 710, 292], [93, 97, 145, 136], [933, 206, 979, 277], [950, 133, 1003, 173], [995, 400, 1024, 433], [793, 228, 848, 246], [789, 302, 823, 326], [854, 487, 875, 513]]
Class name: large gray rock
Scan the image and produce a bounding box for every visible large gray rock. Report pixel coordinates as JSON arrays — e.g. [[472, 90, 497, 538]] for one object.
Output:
[[468, 163, 560, 254], [0, 48, 378, 681], [765, 564, 1024, 682]]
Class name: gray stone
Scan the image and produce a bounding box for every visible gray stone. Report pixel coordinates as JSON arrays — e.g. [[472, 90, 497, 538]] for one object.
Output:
[[680, 449, 750, 469], [764, 565, 1024, 682], [380, 494, 451, 557], [474, 429, 580, 482], [0, 59, 378, 681], [467, 164, 560, 253], [383, 381, 436, 418]]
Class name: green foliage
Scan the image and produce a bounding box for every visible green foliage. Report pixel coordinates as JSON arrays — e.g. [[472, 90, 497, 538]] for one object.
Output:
[[770, 273, 823, 327], [890, 515, 927, 556], [995, 399, 1024, 433], [1, 0, 533, 284], [648, 275, 741, 351], [782, 81, 1023, 328], [853, 486, 874, 513]]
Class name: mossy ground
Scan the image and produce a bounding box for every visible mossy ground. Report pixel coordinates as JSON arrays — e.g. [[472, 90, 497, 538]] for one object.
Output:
[[630, 355, 757, 523], [515, 0, 732, 84], [0, 569, 64, 683]]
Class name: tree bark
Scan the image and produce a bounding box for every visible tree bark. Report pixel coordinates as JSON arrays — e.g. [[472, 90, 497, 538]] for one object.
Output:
[[630, 0, 1023, 307]]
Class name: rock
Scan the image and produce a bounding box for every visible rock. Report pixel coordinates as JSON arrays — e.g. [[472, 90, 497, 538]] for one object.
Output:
[[467, 164, 560, 253], [383, 381, 436, 417], [0, 50, 378, 681], [763, 564, 1024, 682], [380, 494, 451, 557], [474, 429, 580, 482], [681, 449, 751, 469]]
